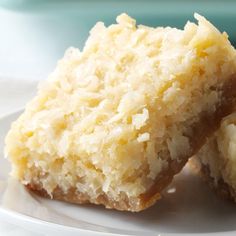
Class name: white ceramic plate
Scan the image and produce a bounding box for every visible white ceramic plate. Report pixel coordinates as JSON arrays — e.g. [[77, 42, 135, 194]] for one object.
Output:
[[1, 111, 236, 236]]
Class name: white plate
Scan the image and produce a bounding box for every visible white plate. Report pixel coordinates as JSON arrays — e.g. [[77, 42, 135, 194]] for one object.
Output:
[[1, 111, 236, 236]]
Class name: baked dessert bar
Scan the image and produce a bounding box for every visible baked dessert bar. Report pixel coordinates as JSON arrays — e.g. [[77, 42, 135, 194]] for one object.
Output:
[[195, 113, 236, 201], [5, 13, 236, 211]]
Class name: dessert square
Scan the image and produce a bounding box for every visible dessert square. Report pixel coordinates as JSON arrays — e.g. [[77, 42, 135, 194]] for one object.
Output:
[[195, 113, 236, 201], [5, 13, 236, 211]]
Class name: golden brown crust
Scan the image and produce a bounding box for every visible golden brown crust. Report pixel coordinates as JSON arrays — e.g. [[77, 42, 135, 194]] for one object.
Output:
[[24, 75, 236, 211], [26, 183, 160, 212]]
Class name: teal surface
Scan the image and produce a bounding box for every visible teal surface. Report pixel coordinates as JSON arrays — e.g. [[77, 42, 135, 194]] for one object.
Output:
[[0, 0, 236, 79]]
